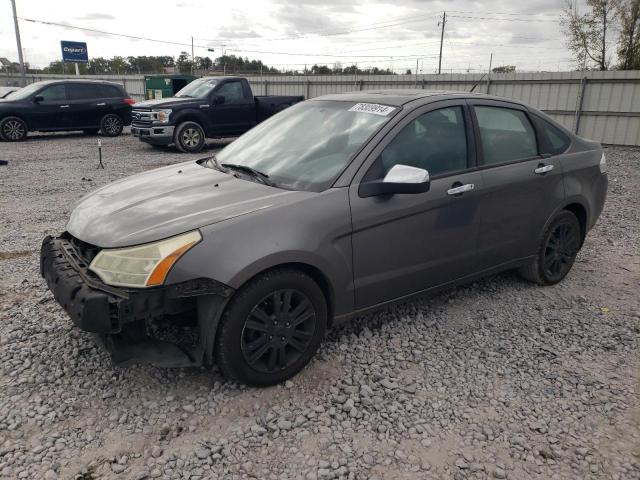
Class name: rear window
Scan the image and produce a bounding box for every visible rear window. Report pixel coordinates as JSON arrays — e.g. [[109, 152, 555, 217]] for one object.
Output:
[[98, 85, 122, 98], [533, 116, 571, 155], [475, 106, 538, 165], [68, 84, 101, 100]]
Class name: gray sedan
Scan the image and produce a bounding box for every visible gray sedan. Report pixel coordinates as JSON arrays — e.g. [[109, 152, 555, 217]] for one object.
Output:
[[41, 90, 608, 386]]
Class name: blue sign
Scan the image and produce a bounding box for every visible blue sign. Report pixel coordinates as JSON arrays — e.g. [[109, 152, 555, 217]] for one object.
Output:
[[61, 41, 88, 63]]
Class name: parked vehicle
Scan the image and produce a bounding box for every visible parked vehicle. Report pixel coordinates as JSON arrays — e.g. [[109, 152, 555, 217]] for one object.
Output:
[[41, 91, 607, 386], [0, 80, 134, 141], [0, 86, 18, 99], [131, 76, 303, 152]]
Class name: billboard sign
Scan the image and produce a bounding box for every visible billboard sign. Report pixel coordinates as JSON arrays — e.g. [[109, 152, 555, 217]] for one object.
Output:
[[61, 41, 88, 63]]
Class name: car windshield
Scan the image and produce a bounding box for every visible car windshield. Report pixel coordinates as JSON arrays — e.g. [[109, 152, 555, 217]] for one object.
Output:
[[211, 100, 397, 191], [4, 82, 45, 100], [175, 78, 218, 98]]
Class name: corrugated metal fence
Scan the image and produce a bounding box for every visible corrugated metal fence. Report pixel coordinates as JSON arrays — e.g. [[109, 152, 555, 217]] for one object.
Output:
[[2, 71, 639, 146]]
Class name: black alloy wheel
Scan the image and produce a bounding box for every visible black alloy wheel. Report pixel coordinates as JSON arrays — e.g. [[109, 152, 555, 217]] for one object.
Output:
[[0, 116, 27, 141], [241, 289, 317, 373], [214, 268, 327, 386], [543, 221, 580, 280], [100, 114, 123, 137], [518, 210, 581, 285]]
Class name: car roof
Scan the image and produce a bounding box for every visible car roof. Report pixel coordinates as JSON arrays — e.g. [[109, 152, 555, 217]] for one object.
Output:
[[313, 89, 510, 107], [30, 79, 124, 87]]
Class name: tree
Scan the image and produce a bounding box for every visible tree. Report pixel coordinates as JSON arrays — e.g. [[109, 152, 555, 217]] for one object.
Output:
[[561, 0, 618, 70], [617, 0, 640, 69], [405, 68, 412, 74], [492, 65, 516, 73]]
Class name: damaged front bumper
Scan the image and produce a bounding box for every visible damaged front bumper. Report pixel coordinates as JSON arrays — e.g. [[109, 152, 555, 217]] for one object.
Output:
[[40, 234, 234, 367]]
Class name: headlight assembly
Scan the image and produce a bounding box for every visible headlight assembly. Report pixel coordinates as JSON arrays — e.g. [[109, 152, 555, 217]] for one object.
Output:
[[89, 230, 201, 288], [152, 109, 172, 124]]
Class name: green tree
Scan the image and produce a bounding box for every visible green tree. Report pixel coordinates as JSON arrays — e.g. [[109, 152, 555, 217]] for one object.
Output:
[[561, 0, 618, 70], [617, 0, 640, 69], [176, 51, 193, 73], [492, 65, 516, 73]]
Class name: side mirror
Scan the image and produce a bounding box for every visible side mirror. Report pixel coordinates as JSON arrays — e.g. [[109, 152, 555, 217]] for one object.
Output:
[[33, 95, 44, 103], [212, 95, 225, 105], [359, 164, 430, 198]]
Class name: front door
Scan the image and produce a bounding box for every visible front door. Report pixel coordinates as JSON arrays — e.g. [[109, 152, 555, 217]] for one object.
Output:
[[468, 101, 566, 269], [208, 80, 255, 135], [29, 84, 70, 130], [349, 102, 483, 309]]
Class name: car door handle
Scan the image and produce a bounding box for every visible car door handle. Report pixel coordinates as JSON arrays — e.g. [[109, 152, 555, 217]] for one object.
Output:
[[59, 105, 70, 108], [96, 102, 106, 106], [447, 183, 475, 195], [534, 164, 554, 174]]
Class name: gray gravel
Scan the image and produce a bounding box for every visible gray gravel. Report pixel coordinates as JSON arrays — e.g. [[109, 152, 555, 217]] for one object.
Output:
[[1, 131, 639, 480]]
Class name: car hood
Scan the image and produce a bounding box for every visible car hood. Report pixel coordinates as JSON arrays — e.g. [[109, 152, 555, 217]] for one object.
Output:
[[133, 97, 200, 109], [66, 160, 308, 248]]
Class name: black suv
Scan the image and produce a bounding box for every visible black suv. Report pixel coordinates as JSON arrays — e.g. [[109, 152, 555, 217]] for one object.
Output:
[[0, 79, 134, 141]]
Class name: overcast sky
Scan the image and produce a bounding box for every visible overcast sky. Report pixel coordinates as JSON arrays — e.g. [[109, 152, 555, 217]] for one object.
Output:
[[0, 0, 584, 73]]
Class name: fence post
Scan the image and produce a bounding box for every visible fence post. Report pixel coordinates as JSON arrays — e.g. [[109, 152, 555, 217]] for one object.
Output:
[[264, 79, 268, 96], [306, 79, 310, 99], [359, 80, 364, 91], [574, 76, 588, 135]]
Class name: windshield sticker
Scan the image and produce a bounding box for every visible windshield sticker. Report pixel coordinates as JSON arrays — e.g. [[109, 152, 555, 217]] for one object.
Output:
[[348, 103, 396, 116]]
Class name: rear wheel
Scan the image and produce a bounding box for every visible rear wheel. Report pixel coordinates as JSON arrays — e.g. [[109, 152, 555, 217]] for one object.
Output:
[[174, 121, 205, 153], [519, 210, 581, 285], [215, 269, 327, 386], [100, 114, 123, 137], [0, 116, 28, 142]]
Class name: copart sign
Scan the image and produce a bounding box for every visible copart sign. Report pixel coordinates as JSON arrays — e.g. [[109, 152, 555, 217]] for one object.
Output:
[[61, 41, 89, 63]]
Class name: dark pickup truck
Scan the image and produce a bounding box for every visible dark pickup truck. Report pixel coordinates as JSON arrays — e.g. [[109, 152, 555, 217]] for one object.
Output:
[[131, 76, 303, 152]]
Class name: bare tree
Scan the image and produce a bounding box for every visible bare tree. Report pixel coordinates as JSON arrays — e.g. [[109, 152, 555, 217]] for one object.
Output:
[[617, 0, 640, 69], [561, 0, 618, 70]]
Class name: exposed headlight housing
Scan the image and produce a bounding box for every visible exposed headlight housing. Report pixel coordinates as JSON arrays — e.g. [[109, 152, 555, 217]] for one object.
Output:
[[152, 109, 172, 124], [599, 152, 607, 174], [89, 230, 201, 288]]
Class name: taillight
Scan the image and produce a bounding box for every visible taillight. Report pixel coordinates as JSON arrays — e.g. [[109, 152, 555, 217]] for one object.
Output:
[[599, 152, 607, 174], [122, 97, 135, 105]]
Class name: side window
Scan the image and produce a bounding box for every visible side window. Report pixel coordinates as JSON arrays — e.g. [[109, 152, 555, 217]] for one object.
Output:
[[363, 106, 468, 182], [474, 106, 538, 165], [98, 85, 121, 98], [217, 81, 244, 104], [68, 84, 100, 100], [39, 84, 67, 101], [534, 116, 571, 155]]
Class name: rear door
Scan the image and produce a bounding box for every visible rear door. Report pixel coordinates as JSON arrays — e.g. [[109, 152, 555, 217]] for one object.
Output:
[[349, 101, 483, 309], [208, 80, 255, 135], [469, 100, 565, 269], [67, 83, 107, 128], [29, 84, 70, 130]]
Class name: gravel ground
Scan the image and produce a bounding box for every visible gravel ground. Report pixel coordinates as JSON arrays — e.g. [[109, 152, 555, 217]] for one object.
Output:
[[0, 131, 639, 480]]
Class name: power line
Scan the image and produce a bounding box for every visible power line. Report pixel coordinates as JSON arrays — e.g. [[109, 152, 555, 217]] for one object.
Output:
[[447, 14, 557, 23]]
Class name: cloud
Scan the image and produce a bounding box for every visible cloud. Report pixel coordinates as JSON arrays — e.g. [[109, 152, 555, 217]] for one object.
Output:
[[75, 13, 116, 21]]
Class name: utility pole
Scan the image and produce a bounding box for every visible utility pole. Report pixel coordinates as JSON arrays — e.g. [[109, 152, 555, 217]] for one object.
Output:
[[438, 11, 446, 75], [10, 0, 26, 86], [191, 36, 195, 75]]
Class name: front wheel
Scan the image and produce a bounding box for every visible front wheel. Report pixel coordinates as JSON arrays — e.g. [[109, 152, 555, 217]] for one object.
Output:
[[100, 114, 123, 137], [215, 269, 327, 386], [519, 210, 582, 285], [0, 116, 28, 142], [174, 121, 205, 153]]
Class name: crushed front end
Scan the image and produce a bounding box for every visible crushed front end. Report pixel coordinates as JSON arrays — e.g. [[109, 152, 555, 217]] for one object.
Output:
[[40, 233, 234, 367]]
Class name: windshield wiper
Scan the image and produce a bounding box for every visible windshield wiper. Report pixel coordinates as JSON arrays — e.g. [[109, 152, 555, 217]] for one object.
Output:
[[222, 163, 276, 187]]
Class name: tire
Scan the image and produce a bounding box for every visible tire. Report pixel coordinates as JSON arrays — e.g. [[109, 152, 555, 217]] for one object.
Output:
[[83, 129, 99, 135], [100, 114, 123, 137], [215, 269, 327, 386], [0, 116, 28, 142], [518, 210, 582, 285], [174, 121, 206, 153]]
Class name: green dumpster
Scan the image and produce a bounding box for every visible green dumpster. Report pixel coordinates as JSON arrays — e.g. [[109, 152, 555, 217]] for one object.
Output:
[[144, 74, 197, 100]]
